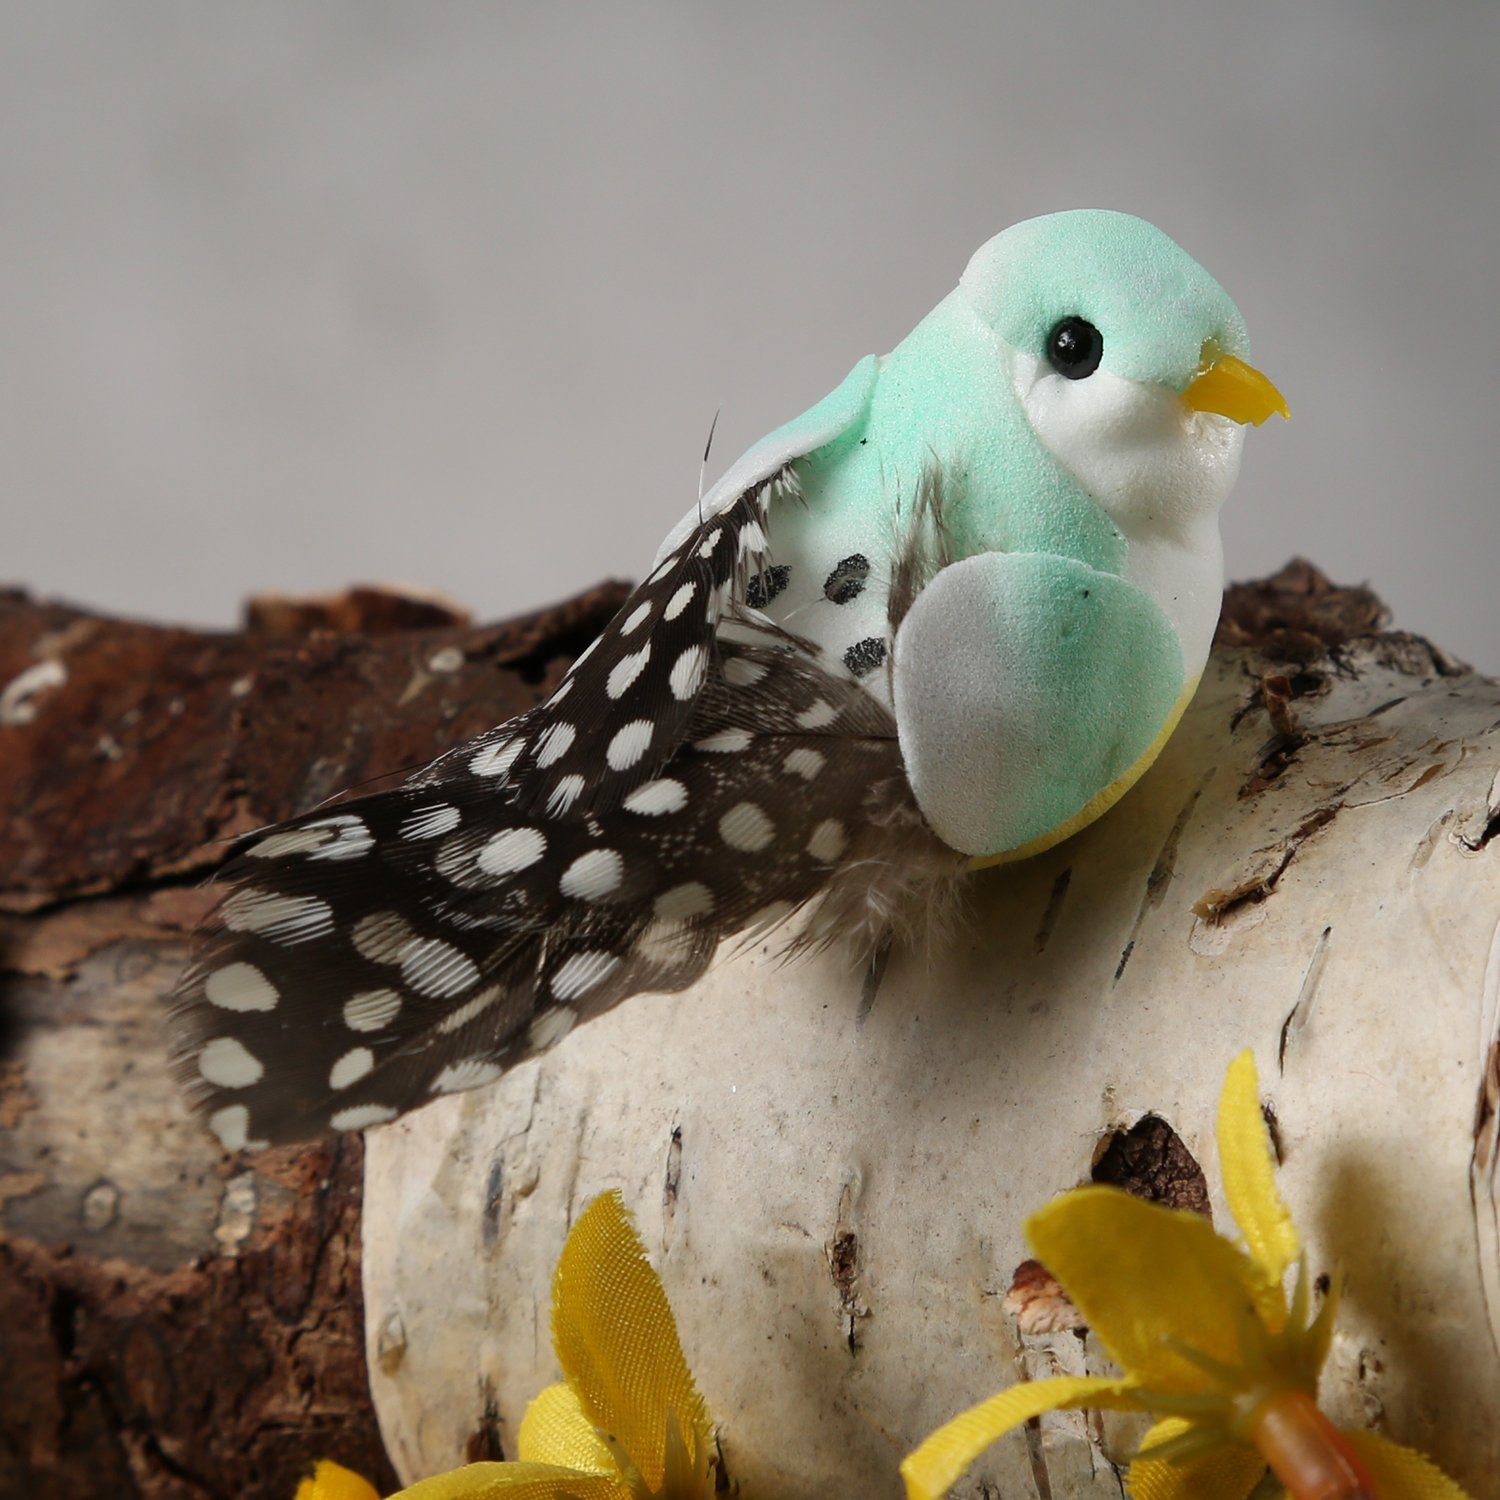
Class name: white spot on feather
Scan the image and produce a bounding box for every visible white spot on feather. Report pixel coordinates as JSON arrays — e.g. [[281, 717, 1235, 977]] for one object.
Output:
[[655, 881, 713, 920], [719, 802, 774, 852], [304, 814, 373, 861], [208, 1104, 267, 1153], [199, 1037, 264, 1089], [560, 849, 624, 902], [205, 962, 279, 1012], [665, 582, 696, 620], [607, 646, 651, 700], [352, 912, 416, 964], [620, 601, 652, 634], [399, 938, 479, 998], [246, 825, 336, 859], [477, 827, 547, 875], [432, 1057, 504, 1094], [221, 890, 333, 944], [330, 1104, 398, 1131], [399, 804, 461, 840], [436, 985, 504, 1034], [796, 701, 837, 730], [694, 729, 751, 754], [344, 989, 402, 1032], [528, 1006, 577, 1050], [808, 819, 847, 862], [470, 737, 523, 778], [669, 645, 707, 700], [606, 720, 653, 771], [623, 778, 688, 816], [783, 748, 825, 780], [534, 722, 576, 768], [551, 951, 621, 999], [635, 917, 694, 969], [330, 1047, 375, 1090], [547, 775, 586, 816]]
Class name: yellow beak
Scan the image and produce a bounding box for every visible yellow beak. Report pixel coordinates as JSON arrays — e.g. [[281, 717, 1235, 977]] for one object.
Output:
[[1180, 344, 1289, 426]]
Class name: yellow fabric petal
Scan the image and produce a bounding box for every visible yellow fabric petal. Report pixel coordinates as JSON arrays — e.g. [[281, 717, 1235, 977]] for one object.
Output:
[[390, 1462, 629, 1500], [296, 1461, 383, 1500], [1342, 1431, 1475, 1499], [1026, 1186, 1266, 1390], [550, 1191, 711, 1493], [1124, 1419, 1267, 1500], [1218, 1050, 1299, 1291], [900, 1375, 1144, 1500], [517, 1383, 616, 1473]]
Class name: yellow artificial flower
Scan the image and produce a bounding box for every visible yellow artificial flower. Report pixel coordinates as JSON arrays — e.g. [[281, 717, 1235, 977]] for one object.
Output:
[[296, 1461, 382, 1500], [300, 1191, 715, 1500], [901, 1051, 1471, 1500]]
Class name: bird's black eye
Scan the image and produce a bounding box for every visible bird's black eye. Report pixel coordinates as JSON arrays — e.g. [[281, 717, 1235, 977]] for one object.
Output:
[[1046, 317, 1104, 380]]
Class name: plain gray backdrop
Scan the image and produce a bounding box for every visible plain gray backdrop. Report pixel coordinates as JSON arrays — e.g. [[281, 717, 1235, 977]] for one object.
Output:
[[4, 3, 1498, 665]]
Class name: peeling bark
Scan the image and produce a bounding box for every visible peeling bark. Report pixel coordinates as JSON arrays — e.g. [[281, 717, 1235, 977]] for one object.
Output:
[[0, 581, 628, 1500]]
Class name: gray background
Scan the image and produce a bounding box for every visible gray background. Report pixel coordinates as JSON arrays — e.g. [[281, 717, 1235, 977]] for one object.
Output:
[[4, 3, 1498, 665]]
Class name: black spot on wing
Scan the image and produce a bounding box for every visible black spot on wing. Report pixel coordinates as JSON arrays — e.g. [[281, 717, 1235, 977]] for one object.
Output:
[[824, 553, 870, 605], [746, 564, 791, 610], [843, 637, 887, 677]]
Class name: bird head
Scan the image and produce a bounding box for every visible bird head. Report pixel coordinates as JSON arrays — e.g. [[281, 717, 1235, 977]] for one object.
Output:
[[959, 209, 1287, 532]]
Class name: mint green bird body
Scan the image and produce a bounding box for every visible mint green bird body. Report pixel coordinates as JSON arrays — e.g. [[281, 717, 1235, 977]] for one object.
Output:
[[659, 209, 1267, 858]]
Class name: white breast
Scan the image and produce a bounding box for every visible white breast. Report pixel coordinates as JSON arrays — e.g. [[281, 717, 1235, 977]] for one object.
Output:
[[1010, 346, 1238, 678]]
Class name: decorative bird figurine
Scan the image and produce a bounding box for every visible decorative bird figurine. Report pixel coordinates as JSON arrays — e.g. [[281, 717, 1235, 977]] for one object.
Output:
[[171, 210, 1287, 1150]]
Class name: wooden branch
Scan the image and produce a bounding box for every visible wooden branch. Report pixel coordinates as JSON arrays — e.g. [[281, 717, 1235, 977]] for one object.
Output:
[[0, 579, 630, 1500]]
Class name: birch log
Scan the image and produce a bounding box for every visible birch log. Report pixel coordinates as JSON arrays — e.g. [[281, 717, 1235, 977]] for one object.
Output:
[[363, 562, 1500, 1499]]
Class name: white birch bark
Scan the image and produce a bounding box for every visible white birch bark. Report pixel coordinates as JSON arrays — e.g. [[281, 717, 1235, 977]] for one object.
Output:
[[363, 620, 1500, 1499]]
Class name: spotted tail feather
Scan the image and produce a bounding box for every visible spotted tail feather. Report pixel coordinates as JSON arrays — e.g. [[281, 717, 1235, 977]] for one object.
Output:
[[169, 511, 957, 1149]]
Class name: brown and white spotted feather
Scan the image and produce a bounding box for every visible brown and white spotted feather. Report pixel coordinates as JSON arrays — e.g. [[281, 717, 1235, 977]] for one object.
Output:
[[169, 465, 961, 1150]]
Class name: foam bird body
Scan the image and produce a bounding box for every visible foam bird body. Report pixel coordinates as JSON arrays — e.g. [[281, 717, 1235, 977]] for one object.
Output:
[[171, 211, 1286, 1149]]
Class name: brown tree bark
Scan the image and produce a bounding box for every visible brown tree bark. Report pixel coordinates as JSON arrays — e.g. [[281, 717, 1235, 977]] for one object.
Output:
[[0, 579, 629, 1500]]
